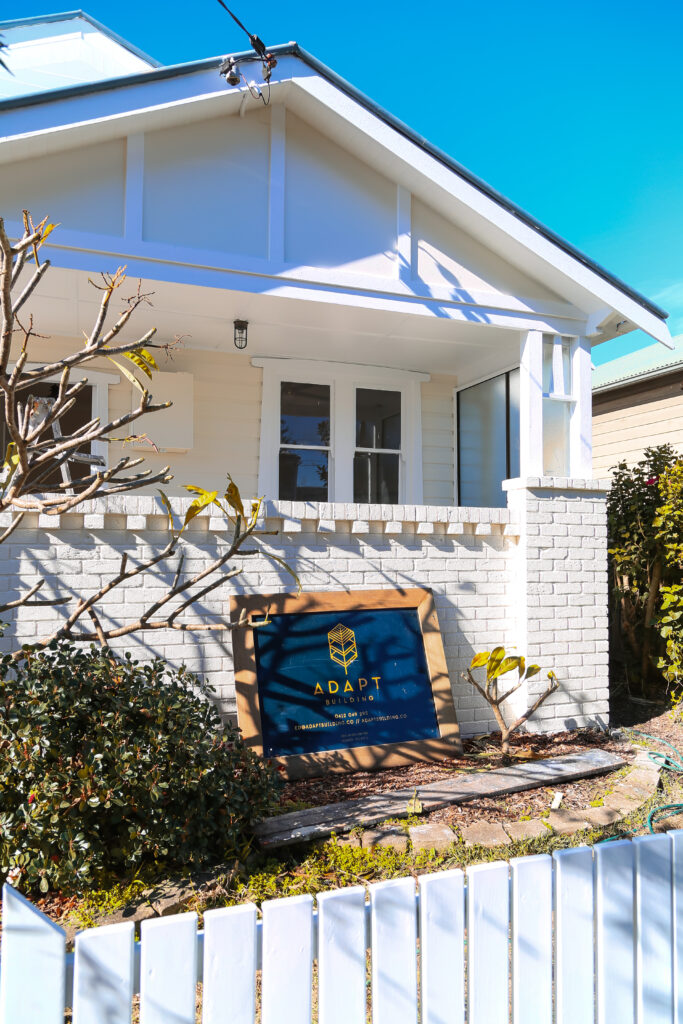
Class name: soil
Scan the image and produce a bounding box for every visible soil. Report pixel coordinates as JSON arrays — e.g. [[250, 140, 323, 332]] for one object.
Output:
[[279, 726, 635, 831]]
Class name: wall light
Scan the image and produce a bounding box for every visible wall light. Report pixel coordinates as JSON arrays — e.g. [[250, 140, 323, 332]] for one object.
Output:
[[233, 319, 248, 350]]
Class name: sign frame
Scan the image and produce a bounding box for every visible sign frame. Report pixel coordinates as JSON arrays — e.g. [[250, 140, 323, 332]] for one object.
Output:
[[230, 587, 462, 779]]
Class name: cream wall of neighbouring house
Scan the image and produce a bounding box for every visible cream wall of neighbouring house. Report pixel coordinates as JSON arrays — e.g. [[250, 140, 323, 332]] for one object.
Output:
[[592, 375, 683, 476]]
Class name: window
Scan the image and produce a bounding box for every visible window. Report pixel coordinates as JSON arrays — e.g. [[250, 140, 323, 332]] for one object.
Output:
[[353, 388, 401, 503], [279, 382, 330, 501], [542, 335, 573, 476], [0, 367, 117, 491], [456, 368, 520, 508], [256, 359, 426, 504]]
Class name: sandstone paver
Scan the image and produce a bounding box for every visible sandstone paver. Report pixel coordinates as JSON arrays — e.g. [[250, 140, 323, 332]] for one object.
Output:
[[547, 810, 590, 835], [361, 826, 408, 852], [409, 823, 456, 853], [504, 818, 549, 841], [461, 821, 511, 847]]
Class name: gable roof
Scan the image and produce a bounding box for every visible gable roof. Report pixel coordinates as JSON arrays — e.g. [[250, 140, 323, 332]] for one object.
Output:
[[593, 336, 683, 393], [0, 10, 160, 69], [0, 32, 671, 345]]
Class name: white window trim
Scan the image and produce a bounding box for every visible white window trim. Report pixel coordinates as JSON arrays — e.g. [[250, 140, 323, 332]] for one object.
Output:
[[253, 358, 428, 504], [12, 365, 120, 469], [453, 363, 520, 506]]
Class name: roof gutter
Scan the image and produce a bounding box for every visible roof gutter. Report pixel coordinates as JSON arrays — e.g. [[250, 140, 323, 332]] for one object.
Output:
[[0, 40, 668, 324]]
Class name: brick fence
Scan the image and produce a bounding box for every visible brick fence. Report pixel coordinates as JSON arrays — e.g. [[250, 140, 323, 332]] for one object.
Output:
[[0, 480, 609, 736]]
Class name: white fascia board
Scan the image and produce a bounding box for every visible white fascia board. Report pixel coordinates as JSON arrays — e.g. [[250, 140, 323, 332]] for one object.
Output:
[[286, 75, 672, 348], [0, 52, 668, 345]]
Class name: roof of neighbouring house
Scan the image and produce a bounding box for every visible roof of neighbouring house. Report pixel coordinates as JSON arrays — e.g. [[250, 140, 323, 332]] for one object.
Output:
[[0, 10, 160, 99], [593, 335, 683, 393]]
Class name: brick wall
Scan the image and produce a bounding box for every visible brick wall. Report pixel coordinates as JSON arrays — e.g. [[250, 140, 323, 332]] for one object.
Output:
[[0, 484, 610, 737]]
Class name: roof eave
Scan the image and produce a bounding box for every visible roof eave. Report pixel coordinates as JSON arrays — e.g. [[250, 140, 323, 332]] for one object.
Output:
[[0, 40, 668, 328]]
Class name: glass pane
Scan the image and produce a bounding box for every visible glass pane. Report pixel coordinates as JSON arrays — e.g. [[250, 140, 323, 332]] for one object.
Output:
[[542, 337, 553, 394], [280, 382, 330, 447], [279, 448, 328, 501], [562, 339, 572, 395], [458, 374, 507, 508], [508, 367, 520, 479], [543, 399, 570, 476], [353, 452, 399, 503], [356, 388, 401, 450]]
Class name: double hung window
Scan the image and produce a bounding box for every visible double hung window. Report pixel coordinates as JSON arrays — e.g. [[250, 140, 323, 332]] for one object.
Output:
[[257, 360, 425, 505]]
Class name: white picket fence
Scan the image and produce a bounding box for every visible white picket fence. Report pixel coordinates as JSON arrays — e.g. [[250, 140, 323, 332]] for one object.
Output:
[[1, 831, 682, 1023]]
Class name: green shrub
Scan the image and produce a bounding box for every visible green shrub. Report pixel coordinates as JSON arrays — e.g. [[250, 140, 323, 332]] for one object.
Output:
[[0, 642, 282, 894], [607, 444, 680, 690], [655, 462, 683, 686]]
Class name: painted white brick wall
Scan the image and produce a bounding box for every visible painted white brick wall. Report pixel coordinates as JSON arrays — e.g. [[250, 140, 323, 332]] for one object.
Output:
[[0, 485, 610, 738]]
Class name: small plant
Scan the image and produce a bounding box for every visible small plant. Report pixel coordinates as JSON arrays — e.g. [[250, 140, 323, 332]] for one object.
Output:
[[463, 647, 559, 754], [0, 642, 283, 894]]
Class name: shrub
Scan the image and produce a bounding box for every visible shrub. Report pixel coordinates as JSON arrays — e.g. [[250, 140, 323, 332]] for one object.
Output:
[[606, 444, 680, 691], [655, 462, 683, 686], [0, 642, 282, 894]]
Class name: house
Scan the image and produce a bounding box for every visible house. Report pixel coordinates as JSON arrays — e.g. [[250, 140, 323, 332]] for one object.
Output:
[[0, 11, 673, 736], [593, 337, 683, 476]]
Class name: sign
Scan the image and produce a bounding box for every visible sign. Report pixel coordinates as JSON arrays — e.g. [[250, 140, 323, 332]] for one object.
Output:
[[231, 588, 461, 778]]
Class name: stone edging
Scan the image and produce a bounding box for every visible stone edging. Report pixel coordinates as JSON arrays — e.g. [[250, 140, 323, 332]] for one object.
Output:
[[353, 745, 661, 853]]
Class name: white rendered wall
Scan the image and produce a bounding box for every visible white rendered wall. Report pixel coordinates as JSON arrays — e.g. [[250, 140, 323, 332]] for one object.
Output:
[[0, 139, 126, 235], [142, 112, 271, 257], [0, 486, 610, 737], [284, 112, 397, 277]]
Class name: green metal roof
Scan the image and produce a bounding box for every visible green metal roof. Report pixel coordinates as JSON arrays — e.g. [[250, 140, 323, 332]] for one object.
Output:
[[592, 336, 683, 393]]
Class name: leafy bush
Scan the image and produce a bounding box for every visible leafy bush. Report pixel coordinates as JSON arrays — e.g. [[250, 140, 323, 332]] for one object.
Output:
[[655, 462, 683, 685], [607, 444, 680, 691], [0, 642, 282, 894]]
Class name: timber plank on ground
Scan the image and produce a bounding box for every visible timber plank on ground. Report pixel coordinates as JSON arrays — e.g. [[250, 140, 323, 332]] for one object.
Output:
[[254, 749, 626, 848]]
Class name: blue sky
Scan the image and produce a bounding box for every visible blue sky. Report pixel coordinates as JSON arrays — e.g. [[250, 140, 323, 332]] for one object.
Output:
[[10, 0, 683, 364]]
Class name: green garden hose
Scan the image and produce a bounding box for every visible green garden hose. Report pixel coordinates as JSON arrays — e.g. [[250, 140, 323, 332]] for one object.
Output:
[[600, 728, 683, 840]]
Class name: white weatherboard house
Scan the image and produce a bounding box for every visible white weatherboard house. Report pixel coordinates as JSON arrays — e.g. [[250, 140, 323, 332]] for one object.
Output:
[[0, 12, 673, 734]]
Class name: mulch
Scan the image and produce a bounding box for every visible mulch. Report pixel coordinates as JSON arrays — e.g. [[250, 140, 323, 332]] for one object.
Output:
[[279, 727, 635, 829]]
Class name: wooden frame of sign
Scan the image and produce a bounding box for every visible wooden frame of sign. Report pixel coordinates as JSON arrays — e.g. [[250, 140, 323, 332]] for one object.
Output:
[[230, 587, 462, 779]]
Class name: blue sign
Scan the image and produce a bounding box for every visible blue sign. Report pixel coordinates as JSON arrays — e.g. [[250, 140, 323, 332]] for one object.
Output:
[[253, 607, 440, 757]]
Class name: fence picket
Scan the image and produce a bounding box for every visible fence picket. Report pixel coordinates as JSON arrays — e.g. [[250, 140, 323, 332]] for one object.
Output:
[[634, 833, 674, 1024], [318, 885, 367, 1024], [671, 831, 683, 1024], [370, 877, 418, 1024], [72, 921, 135, 1024], [419, 868, 465, 1024], [261, 894, 314, 1024], [511, 854, 552, 1024], [553, 845, 595, 1024], [0, 883, 66, 1024], [202, 904, 257, 1024], [139, 912, 197, 1024], [466, 861, 510, 1024], [596, 839, 635, 1024]]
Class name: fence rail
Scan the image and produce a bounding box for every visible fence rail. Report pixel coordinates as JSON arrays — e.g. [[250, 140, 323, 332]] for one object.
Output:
[[1, 831, 683, 1023]]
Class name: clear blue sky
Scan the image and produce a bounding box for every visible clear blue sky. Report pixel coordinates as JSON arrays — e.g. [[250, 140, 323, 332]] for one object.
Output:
[[11, 0, 683, 364]]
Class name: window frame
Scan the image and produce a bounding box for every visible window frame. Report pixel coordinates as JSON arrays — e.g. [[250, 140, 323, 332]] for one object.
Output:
[[454, 362, 520, 507], [255, 358, 428, 505], [4, 365, 119, 474]]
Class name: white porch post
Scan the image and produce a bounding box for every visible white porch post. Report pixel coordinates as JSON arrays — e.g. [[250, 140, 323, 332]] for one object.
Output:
[[519, 329, 544, 478], [570, 335, 593, 478]]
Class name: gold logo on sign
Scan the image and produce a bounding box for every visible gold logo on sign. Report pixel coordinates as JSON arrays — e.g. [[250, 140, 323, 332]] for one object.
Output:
[[328, 623, 358, 671]]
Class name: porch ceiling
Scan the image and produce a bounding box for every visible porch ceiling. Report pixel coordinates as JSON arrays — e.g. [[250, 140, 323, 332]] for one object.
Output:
[[28, 266, 521, 383]]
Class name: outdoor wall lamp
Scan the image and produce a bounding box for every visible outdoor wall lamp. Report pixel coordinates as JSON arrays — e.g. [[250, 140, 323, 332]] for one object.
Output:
[[233, 319, 248, 350]]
